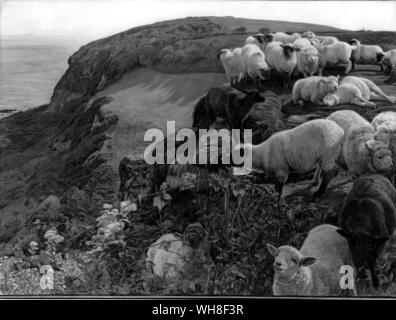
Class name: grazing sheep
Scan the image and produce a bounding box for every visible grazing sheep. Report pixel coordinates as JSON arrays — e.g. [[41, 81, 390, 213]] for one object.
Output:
[[273, 32, 301, 44], [338, 174, 396, 289], [323, 76, 396, 107], [348, 39, 384, 71], [296, 45, 320, 77], [245, 33, 274, 52], [217, 48, 244, 85], [267, 224, 356, 296], [380, 49, 396, 75], [317, 42, 356, 76], [239, 119, 344, 201], [241, 44, 271, 85], [265, 42, 300, 90], [146, 223, 210, 279], [192, 86, 265, 130], [292, 75, 339, 105], [293, 38, 312, 50], [327, 110, 393, 178]]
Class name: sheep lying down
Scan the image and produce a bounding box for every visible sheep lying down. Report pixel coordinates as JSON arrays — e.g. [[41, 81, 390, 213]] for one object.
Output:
[[267, 224, 356, 296], [323, 76, 396, 107], [292, 76, 339, 105], [146, 223, 211, 279]]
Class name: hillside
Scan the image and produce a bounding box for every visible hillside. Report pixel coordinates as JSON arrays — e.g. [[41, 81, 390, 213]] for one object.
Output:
[[1, 16, 396, 295]]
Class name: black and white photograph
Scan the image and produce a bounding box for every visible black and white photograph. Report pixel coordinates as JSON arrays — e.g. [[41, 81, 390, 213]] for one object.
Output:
[[1, 0, 396, 304]]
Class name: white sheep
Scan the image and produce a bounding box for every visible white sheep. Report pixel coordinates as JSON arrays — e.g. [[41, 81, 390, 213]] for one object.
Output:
[[372, 112, 396, 161], [245, 33, 274, 52], [265, 42, 300, 90], [317, 42, 356, 76], [302, 31, 316, 39], [293, 38, 312, 50], [267, 224, 356, 296], [317, 35, 338, 46], [323, 76, 396, 107], [217, 48, 244, 85], [292, 75, 339, 105], [146, 223, 210, 279], [327, 110, 393, 178], [241, 44, 271, 85], [296, 45, 320, 77], [349, 39, 384, 71], [273, 32, 301, 44], [240, 119, 344, 200], [380, 49, 396, 74]]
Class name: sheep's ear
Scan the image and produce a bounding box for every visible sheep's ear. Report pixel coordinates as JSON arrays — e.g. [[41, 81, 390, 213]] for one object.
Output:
[[299, 257, 317, 267], [337, 229, 351, 239], [266, 244, 277, 256]]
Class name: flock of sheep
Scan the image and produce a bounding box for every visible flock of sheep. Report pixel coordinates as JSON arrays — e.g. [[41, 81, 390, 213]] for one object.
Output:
[[144, 29, 396, 296]]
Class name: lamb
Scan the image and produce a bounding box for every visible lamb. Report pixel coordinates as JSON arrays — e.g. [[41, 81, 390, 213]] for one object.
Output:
[[337, 174, 396, 289], [273, 32, 301, 44], [380, 49, 396, 75], [245, 33, 274, 52], [296, 45, 320, 77], [327, 110, 393, 178], [349, 39, 384, 71], [239, 119, 344, 201], [292, 76, 339, 105], [265, 42, 300, 90], [323, 76, 396, 107], [241, 44, 271, 85], [267, 224, 356, 296], [317, 42, 356, 76], [217, 48, 244, 85], [146, 223, 211, 279]]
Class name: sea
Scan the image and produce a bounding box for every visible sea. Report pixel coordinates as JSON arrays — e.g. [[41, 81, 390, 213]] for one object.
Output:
[[0, 35, 81, 118]]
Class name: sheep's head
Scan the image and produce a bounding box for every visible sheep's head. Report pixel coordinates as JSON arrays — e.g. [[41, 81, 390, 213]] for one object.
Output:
[[374, 124, 394, 145], [302, 48, 319, 65], [376, 52, 385, 63], [216, 49, 230, 59], [302, 31, 315, 39], [349, 39, 361, 46], [323, 93, 338, 107], [280, 44, 300, 59], [319, 76, 339, 98], [183, 223, 206, 249], [253, 33, 266, 44], [266, 244, 317, 279], [380, 55, 392, 67], [365, 140, 393, 174]]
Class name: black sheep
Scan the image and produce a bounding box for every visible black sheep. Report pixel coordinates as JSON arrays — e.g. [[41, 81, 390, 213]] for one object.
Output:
[[337, 174, 396, 289], [192, 86, 265, 130]]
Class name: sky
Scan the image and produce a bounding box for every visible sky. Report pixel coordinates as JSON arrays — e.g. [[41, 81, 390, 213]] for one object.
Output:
[[1, 0, 396, 42]]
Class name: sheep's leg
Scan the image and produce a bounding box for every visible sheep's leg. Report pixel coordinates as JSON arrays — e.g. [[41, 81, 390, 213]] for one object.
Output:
[[345, 60, 352, 74], [385, 66, 392, 76], [275, 171, 288, 206], [350, 57, 355, 72], [312, 170, 331, 199], [351, 96, 376, 108], [368, 260, 379, 289], [379, 63, 384, 72], [310, 165, 322, 187]]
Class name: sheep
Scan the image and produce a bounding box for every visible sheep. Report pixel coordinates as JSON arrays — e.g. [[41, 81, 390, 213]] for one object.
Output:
[[146, 223, 211, 279], [296, 45, 320, 77], [245, 33, 274, 52], [239, 119, 344, 201], [317, 42, 356, 76], [337, 174, 396, 289], [327, 110, 393, 178], [273, 32, 301, 44], [241, 44, 271, 86], [302, 31, 316, 39], [323, 76, 396, 107], [265, 42, 300, 90], [217, 48, 244, 85], [309, 37, 321, 50], [293, 38, 312, 50], [380, 49, 396, 75], [348, 39, 384, 71], [267, 224, 356, 296], [302, 31, 338, 45], [292, 75, 339, 105]]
